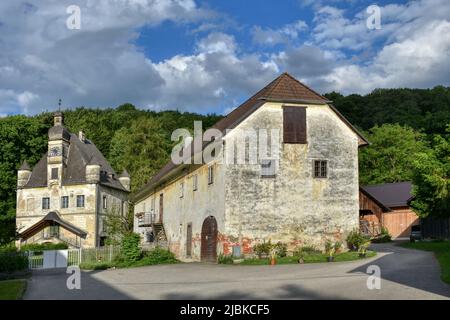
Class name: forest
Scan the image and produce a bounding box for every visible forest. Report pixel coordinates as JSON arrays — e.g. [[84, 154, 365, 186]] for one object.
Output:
[[1, 86, 449, 243]]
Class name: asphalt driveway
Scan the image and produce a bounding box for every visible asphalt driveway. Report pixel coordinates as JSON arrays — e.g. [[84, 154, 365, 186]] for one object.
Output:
[[24, 243, 450, 300]]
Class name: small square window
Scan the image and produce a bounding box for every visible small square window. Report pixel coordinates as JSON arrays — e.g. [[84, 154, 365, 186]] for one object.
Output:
[[42, 197, 50, 210], [313, 160, 327, 178], [261, 159, 276, 178], [76, 195, 85, 208], [51, 168, 58, 180], [61, 196, 69, 209]]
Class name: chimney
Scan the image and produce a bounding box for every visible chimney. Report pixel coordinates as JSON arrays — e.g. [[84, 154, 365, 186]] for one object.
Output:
[[78, 131, 85, 142]]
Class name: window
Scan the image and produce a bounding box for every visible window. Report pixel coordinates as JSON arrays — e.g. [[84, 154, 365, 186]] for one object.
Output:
[[42, 197, 50, 210], [151, 197, 155, 212], [261, 159, 276, 178], [51, 168, 58, 180], [61, 196, 69, 209], [102, 195, 107, 210], [314, 160, 327, 178], [179, 182, 184, 198], [283, 106, 307, 144], [193, 174, 198, 191], [208, 166, 214, 185], [76, 195, 85, 208]]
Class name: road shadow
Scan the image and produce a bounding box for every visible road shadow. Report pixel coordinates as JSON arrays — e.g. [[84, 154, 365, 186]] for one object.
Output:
[[25, 268, 132, 300], [164, 284, 344, 300], [349, 243, 450, 298]]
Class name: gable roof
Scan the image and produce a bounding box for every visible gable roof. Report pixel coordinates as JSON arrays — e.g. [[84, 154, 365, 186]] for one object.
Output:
[[361, 182, 414, 208], [24, 132, 128, 192], [133, 72, 369, 201]]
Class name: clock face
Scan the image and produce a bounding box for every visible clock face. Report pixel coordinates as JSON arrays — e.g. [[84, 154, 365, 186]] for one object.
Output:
[[49, 147, 61, 157]]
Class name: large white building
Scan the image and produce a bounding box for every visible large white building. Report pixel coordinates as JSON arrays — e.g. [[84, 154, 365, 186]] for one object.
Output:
[[133, 73, 368, 262]]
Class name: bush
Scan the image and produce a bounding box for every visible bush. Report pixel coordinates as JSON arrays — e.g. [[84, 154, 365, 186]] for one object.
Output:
[[253, 240, 272, 259], [346, 229, 370, 251], [372, 227, 392, 243], [294, 245, 321, 256], [20, 243, 68, 252], [140, 247, 178, 265], [0, 251, 28, 273], [79, 262, 112, 270], [273, 242, 287, 257], [120, 233, 142, 262], [218, 254, 234, 264]]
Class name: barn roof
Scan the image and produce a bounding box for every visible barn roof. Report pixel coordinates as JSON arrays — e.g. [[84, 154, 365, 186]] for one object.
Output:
[[361, 181, 414, 208], [134, 72, 369, 202]]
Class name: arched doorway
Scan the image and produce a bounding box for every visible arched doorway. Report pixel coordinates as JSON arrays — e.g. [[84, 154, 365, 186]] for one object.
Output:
[[201, 216, 218, 262]]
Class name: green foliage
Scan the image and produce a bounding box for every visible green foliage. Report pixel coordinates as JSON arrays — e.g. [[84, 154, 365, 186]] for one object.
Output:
[[346, 229, 370, 251], [109, 117, 171, 192], [273, 242, 287, 257], [20, 243, 68, 252], [410, 125, 450, 218], [253, 240, 273, 258], [371, 227, 392, 243], [0, 251, 28, 273], [359, 124, 430, 185], [326, 86, 450, 135], [120, 233, 141, 262], [79, 262, 112, 270], [0, 279, 27, 300], [140, 247, 178, 265], [104, 205, 134, 245], [293, 245, 321, 256], [324, 240, 339, 257], [218, 254, 234, 264]]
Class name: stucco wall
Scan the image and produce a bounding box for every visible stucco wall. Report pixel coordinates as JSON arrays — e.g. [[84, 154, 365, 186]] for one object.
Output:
[[223, 102, 360, 253], [134, 162, 225, 261]]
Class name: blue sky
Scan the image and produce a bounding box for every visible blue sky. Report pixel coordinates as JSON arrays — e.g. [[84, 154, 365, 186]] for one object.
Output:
[[0, 0, 448, 116]]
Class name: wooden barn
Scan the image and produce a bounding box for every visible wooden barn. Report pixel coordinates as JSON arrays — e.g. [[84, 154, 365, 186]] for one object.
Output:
[[359, 182, 419, 239]]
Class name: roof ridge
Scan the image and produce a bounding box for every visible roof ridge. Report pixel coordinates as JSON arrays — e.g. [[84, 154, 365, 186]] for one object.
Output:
[[283, 72, 328, 101]]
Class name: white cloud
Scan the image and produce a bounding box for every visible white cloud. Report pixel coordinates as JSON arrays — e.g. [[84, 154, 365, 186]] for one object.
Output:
[[251, 20, 308, 46]]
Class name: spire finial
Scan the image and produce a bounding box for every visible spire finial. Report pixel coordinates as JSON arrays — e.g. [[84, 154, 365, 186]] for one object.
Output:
[[58, 99, 62, 111]]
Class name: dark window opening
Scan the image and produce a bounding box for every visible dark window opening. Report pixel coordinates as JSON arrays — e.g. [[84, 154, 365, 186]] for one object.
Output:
[[51, 168, 58, 180], [42, 197, 50, 210], [61, 196, 69, 209], [76, 195, 85, 208], [314, 160, 327, 178], [283, 106, 307, 144]]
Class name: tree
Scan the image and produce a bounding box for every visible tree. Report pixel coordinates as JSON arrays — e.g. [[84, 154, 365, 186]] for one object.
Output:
[[109, 117, 171, 192], [410, 125, 450, 218], [104, 204, 134, 246], [359, 124, 430, 185], [0, 116, 49, 245]]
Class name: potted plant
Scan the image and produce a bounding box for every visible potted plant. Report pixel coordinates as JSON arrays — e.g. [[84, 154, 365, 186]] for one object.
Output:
[[325, 240, 335, 262], [358, 239, 371, 258], [270, 248, 277, 265]]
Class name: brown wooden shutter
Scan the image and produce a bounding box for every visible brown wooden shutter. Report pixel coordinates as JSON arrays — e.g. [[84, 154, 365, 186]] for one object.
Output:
[[283, 106, 307, 144]]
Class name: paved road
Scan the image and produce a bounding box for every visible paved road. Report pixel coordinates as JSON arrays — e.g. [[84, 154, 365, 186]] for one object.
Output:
[[24, 243, 450, 300]]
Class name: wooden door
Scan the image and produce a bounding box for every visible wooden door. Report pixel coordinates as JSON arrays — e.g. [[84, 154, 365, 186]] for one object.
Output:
[[159, 193, 163, 223], [383, 208, 419, 238], [186, 223, 192, 257], [201, 216, 218, 262]]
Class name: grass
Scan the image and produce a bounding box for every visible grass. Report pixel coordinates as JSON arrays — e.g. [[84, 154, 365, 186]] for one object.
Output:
[[239, 250, 377, 265], [0, 279, 27, 300], [400, 240, 450, 284]]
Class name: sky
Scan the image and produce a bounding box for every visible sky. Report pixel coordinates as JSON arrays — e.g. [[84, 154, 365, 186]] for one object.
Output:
[[0, 0, 449, 116]]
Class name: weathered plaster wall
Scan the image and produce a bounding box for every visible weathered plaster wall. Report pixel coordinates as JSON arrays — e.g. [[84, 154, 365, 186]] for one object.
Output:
[[16, 184, 98, 247], [223, 102, 360, 253], [134, 162, 225, 261]]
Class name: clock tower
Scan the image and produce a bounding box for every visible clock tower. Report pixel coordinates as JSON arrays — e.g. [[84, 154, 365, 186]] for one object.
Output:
[[47, 111, 70, 186]]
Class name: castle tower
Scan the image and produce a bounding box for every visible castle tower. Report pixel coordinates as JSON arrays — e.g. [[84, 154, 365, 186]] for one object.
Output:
[[47, 111, 70, 186]]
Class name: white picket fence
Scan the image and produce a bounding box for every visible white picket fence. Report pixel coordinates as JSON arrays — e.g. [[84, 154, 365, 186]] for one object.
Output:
[[27, 245, 121, 269]]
